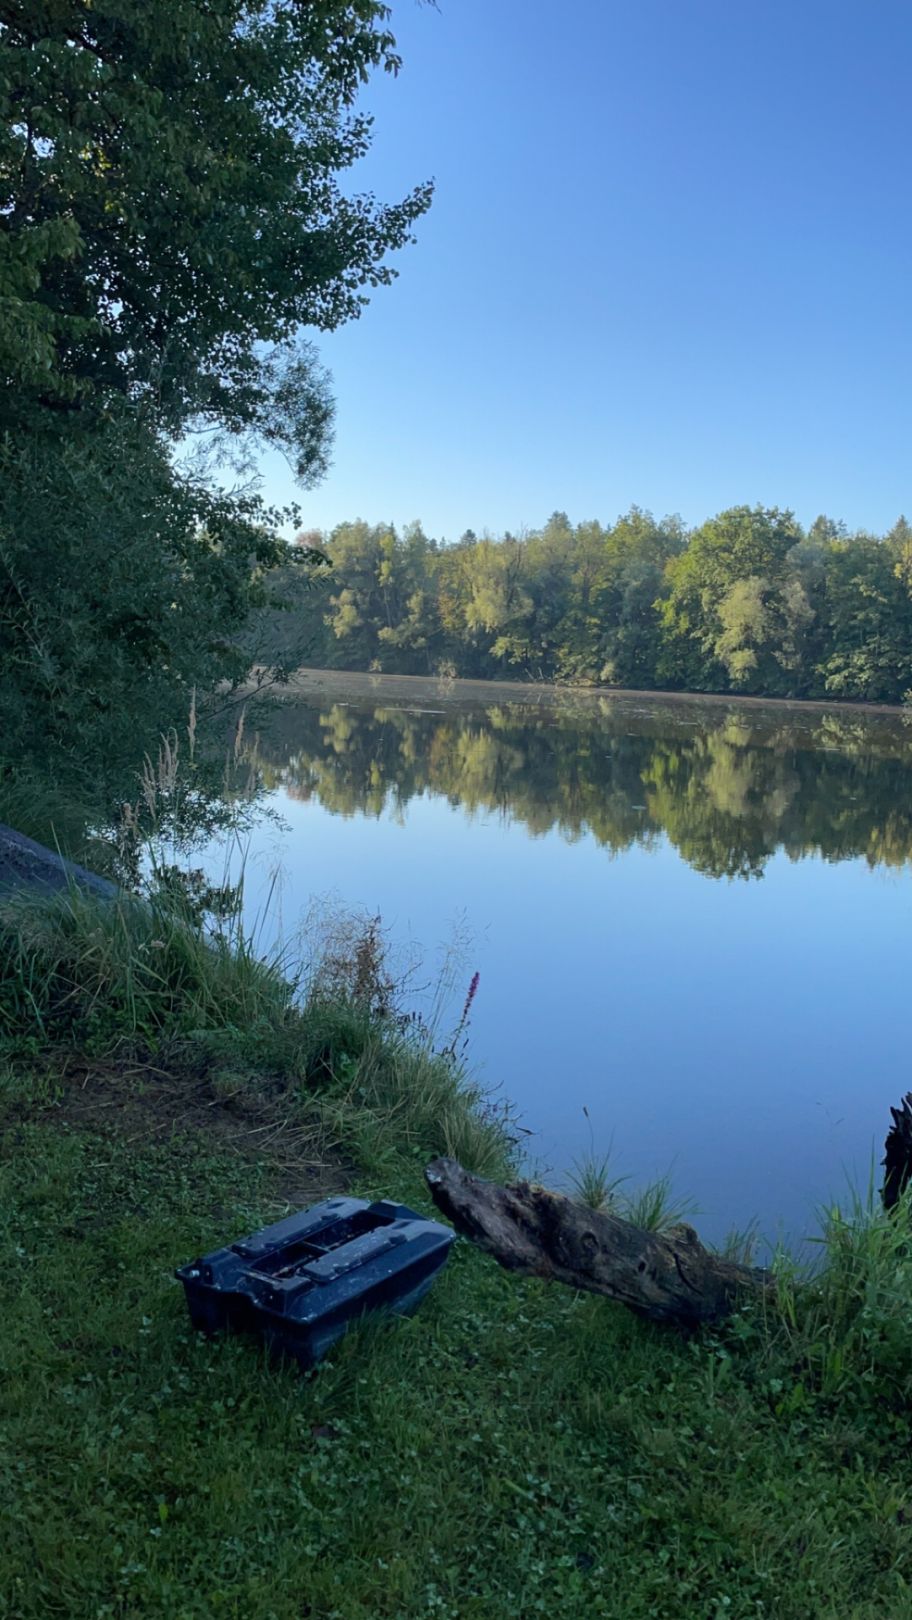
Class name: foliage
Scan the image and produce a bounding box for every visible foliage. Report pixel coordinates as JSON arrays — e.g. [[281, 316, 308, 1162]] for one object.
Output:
[[0, 412, 300, 780], [772, 1184, 912, 1405], [622, 1171, 698, 1235], [257, 504, 912, 704], [0, 0, 429, 436], [0, 0, 429, 792]]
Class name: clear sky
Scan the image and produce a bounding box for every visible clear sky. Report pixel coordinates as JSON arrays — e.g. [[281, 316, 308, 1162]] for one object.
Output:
[[261, 0, 912, 541]]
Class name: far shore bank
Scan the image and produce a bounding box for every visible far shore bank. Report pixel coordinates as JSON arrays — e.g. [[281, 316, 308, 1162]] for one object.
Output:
[[253, 666, 910, 720]]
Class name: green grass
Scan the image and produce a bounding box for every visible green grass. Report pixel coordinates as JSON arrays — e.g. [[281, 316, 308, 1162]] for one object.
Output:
[[0, 880, 298, 1048], [0, 765, 124, 879], [4, 891, 912, 1617], [5, 1117, 912, 1620], [567, 1149, 627, 1211], [567, 1150, 699, 1233], [0, 885, 509, 1181]]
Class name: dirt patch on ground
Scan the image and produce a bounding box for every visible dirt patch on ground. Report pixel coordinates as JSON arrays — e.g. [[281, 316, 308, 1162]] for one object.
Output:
[[37, 1052, 351, 1208]]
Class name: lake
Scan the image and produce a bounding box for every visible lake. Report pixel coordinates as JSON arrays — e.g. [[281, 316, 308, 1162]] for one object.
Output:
[[228, 671, 912, 1252]]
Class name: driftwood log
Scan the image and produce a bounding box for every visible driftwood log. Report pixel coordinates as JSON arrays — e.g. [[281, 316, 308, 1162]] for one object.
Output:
[[425, 1157, 766, 1328], [426, 1099, 912, 1329]]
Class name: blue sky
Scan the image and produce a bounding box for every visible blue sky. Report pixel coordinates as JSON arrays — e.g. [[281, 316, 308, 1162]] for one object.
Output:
[[261, 0, 912, 541]]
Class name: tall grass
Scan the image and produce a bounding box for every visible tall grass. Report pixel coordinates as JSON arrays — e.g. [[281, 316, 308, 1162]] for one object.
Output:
[[0, 872, 513, 1183], [760, 1181, 912, 1403], [0, 767, 121, 878], [567, 1151, 627, 1211], [568, 1147, 698, 1233], [624, 1170, 699, 1234], [0, 881, 295, 1049]]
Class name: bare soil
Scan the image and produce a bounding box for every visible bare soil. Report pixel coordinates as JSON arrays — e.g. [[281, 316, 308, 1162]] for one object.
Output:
[[35, 1051, 350, 1209]]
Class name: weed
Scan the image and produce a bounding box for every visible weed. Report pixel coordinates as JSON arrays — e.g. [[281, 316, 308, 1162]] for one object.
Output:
[[568, 1151, 627, 1211], [623, 1170, 699, 1233], [568, 1115, 696, 1231]]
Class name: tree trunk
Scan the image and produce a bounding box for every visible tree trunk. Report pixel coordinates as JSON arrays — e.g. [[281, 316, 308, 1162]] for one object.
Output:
[[424, 1157, 767, 1328]]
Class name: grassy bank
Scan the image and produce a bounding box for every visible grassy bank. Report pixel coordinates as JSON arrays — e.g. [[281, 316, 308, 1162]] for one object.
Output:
[[4, 889, 912, 1618]]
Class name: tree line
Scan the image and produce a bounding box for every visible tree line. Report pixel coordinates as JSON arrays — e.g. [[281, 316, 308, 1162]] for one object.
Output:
[[257, 507, 912, 705]]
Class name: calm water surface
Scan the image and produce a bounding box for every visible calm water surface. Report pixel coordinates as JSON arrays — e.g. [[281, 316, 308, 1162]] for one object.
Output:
[[232, 674, 912, 1250]]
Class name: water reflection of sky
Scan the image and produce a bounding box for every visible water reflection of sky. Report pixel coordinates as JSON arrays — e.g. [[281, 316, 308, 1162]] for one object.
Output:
[[219, 691, 912, 1253]]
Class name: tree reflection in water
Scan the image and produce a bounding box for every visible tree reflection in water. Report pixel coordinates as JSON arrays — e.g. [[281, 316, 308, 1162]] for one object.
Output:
[[251, 691, 912, 881]]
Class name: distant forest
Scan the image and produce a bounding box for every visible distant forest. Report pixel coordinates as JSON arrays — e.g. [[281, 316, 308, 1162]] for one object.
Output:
[[258, 506, 912, 704]]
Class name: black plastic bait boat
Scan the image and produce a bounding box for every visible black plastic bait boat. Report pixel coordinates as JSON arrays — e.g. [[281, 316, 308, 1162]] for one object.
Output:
[[176, 1196, 456, 1368]]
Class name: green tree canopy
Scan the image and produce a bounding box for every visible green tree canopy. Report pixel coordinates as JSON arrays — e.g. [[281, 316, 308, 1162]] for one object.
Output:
[[253, 504, 912, 708], [0, 1, 430, 789], [659, 506, 805, 693], [1, 0, 430, 457]]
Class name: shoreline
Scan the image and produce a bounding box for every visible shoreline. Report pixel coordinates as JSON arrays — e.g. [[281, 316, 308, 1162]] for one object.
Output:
[[6, 824, 912, 1614], [258, 665, 910, 720]]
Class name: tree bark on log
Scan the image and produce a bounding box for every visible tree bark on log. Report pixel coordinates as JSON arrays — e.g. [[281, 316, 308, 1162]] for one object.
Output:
[[425, 1157, 767, 1328]]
